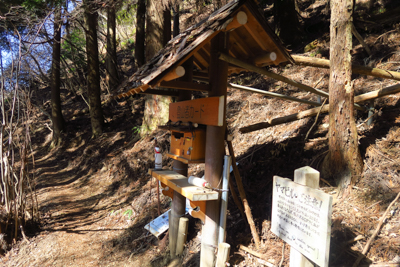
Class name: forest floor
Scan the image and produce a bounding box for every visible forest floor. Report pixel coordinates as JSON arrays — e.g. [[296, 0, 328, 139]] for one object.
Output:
[[2, 1, 400, 267]]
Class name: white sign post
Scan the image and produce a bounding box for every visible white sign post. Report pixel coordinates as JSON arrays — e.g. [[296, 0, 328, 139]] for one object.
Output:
[[271, 167, 332, 267]]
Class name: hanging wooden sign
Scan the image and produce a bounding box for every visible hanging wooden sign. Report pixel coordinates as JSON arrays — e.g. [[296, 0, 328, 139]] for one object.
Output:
[[169, 96, 224, 126]]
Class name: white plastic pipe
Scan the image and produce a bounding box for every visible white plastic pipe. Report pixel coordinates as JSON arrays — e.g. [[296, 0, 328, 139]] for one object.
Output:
[[218, 155, 231, 245]]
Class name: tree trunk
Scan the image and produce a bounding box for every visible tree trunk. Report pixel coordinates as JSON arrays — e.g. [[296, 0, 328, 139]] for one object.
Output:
[[323, 0, 363, 196], [135, 0, 146, 67], [84, 0, 103, 137], [173, 3, 179, 37], [106, 2, 119, 92], [51, 6, 65, 146], [274, 0, 303, 45], [163, 6, 171, 45], [142, 0, 172, 134]]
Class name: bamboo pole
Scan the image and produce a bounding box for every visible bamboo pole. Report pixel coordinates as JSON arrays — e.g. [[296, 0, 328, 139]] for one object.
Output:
[[227, 140, 261, 249], [228, 83, 322, 106], [219, 53, 329, 98], [219, 53, 365, 111], [239, 83, 400, 133], [291, 55, 400, 82]]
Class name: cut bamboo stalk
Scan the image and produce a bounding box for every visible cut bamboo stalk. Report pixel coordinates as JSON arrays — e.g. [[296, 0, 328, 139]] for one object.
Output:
[[227, 140, 261, 249], [216, 243, 231, 267], [228, 83, 322, 106], [224, 11, 248, 32], [239, 83, 400, 133], [219, 53, 329, 98], [219, 53, 365, 111], [176, 217, 189, 256], [292, 55, 400, 81], [163, 66, 186, 81]]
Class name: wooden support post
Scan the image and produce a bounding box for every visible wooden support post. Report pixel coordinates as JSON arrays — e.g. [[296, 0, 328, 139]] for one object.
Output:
[[227, 140, 261, 249], [170, 161, 187, 258], [200, 32, 229, 267], [290, 167, 320, 267], [176, 217, 189, 256], [216, 243, 231, 267], [169, 58, 193, 259]]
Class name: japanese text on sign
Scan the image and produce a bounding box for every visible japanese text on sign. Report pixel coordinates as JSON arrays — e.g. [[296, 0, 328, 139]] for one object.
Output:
[[271, 176, 332, 267]]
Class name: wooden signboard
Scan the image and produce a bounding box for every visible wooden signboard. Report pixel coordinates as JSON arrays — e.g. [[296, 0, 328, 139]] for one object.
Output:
[[169, 96, 224, 126], [271, 176, 332, 267]]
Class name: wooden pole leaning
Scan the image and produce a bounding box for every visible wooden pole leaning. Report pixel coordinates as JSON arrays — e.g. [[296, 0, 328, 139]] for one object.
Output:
[[200, 32, 229, 267], [227, 140, 261, 249], [239, 83, 400, 133]]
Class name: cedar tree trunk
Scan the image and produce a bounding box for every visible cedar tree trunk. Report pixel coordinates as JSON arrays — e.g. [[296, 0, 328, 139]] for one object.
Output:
[[135, 0, 146, 67], [323, 0, 363, 196], [51, 6, 65, 145], [142, 0, 172, 134], [106, 2, 119, 92], [84, 0, 103, 137]]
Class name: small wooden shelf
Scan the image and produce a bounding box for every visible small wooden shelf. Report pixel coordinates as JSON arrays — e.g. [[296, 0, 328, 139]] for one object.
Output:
[[167, 153, 205, 164], [148, 169, 218, 201]]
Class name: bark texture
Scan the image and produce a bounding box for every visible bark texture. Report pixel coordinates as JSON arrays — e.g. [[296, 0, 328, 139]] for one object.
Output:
[[142, 0, 172, 134], [323, 0, 363, 195], [84, 0, 103, 137], [51, 7, 65, 145], [135, 0, 146, 67], [106, 2, 119, 92]]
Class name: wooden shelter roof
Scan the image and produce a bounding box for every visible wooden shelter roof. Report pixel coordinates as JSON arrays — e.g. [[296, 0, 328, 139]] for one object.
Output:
[[116, 0, 293, 98]]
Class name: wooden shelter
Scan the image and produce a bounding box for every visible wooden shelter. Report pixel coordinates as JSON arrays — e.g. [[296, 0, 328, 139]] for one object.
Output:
[[115, 0, 292, 99], [116, 0, 293, 266]]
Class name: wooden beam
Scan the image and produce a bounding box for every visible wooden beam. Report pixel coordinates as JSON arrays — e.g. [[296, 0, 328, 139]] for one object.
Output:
[[243, 21, 268, 51], [253, 52, 277, 66], [223, 11, 248, 32], [228, 83, 322, 106], [139, 89, 179, 96], [159, 80, 210, 92], [239, 83, 400, 133], [162, 66, 186, 82], [292, 55, 400, 81]]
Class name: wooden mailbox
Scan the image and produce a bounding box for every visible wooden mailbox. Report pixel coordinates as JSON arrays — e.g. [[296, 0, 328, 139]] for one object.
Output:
[[168, 129, 206, 164]]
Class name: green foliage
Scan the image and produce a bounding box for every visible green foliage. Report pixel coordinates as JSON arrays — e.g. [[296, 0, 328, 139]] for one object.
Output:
[[123, 209, 134, 219], [62, 27, 86, 70]]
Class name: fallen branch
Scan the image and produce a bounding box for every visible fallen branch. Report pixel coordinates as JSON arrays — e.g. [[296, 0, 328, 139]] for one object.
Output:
[[239, 245, 276, 267], [352, 191, 400, 267]]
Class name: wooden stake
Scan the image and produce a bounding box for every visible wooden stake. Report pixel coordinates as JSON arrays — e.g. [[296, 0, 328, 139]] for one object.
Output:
[[290, 167, 320, 267], [216, 243, 231, 267], [176, 217, 189, 256], [227, 140, 261, 249]]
